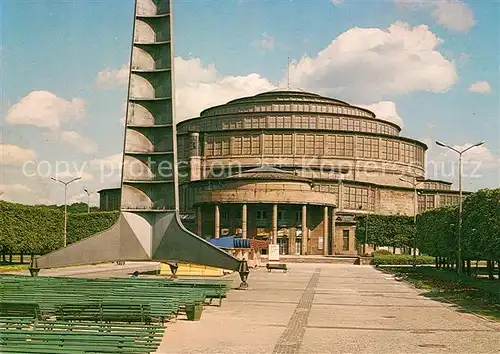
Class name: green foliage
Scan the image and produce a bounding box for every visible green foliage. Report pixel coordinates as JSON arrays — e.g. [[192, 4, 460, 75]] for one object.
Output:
[[416, 188, 500, 262], [462, 188, 500, 261], [355, 214, 414, 248], [0, 201, 119, 255], [416, 206, 457, 259], [371, 254, 434, 265], [42, 202, 100, 213]]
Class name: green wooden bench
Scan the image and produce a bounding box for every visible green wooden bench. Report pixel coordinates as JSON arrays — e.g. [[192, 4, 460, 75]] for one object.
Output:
[[55, 302, 152, 324], [0, 302, 41, 320], [0, 320, 165, 354]]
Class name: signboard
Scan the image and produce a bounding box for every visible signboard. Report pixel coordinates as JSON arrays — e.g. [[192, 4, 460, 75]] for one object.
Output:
[[268, 244, 280, 263]]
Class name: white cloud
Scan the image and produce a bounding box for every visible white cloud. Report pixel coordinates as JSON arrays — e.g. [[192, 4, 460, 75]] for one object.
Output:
[[7, 91, 85, 130], [331, 0, 343, 5], [358, 101, 404, 128], [99, 57, 275, 121], [468, 81, 492, 94], [0, 144, 37, 166], [95, 63, 130, 89], [90, 153, 123, 185], [53, 170, 94, 183], [0, 184, 33, 203], [90, 153, 123, 172], [58, 131, 99, 154], [423, 138, 499, 190], [0, 184, 52, 205], [288, 21, 457, 102], [395, 0, 475, 32], [253, 33, 275, 51], [173, 57, 276, 120]]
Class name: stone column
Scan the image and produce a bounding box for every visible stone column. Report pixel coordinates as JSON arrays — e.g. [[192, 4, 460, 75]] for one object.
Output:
[[241, 204, 247, 240], [272, 204, 278, 244], [331, 207, 336, 255], [214, 204, 220, 239], [196, 206, 203, 236], [323, 206, 329, 256], [301, 205, 307, 255], [289, 216, 296, 256]]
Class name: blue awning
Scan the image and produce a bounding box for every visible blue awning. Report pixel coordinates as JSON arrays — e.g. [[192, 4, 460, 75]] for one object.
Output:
[[209, 236, 250, 249]]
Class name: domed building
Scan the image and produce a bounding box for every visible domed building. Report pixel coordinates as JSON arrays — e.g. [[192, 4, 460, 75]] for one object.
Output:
[[171, 90, 465, 256], [99, 89, 465, 256]]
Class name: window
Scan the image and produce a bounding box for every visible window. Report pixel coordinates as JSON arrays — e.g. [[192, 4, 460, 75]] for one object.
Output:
[[273, 135, 283, 155], [256, 210, 268, 221], [305, 135, 314, 155], [252, 135, 260, 155], [318, 235, 324, 250], [314, 135, 324, 156], [342, 230, 350, 251], [231, 136, 242, 155], [221, 138, 230, 155], [326, 135, 335, 156], [283, 134, 292, 155], [264, 135, 273, 155], [296, 134, 305, 155], [278, 210, 287, 222], [345, 136, 354, 156]]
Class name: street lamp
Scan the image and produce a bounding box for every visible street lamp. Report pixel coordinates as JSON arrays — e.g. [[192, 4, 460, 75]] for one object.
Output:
[[435, 140, 484, 274], [51, 176, 82, 247], [84, 188, 92, 214], [399, 176, 421, 268]]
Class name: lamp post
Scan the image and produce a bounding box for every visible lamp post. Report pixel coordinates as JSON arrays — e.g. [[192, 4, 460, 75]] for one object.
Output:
[[51, 176, 81, 247], [435, 140, 484, 274], [84, 188, 92, 214], [399, 176, 420, 268]]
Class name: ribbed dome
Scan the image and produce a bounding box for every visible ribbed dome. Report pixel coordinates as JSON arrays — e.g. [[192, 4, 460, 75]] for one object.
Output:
[[199, 89, 376, 119]]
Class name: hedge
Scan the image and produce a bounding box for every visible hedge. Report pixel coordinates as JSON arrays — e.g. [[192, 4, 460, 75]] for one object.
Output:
[[0, 201, 119, 256], [372, 254, 435, 266], [417, 188, 500, 263], [355, 214, 414, 249]]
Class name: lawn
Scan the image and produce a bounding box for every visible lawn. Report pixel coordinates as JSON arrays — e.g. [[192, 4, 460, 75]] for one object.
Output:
[[378, 266, 500, 322]]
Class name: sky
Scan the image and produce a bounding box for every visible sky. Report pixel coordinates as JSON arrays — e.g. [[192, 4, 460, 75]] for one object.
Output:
[[1, 0, 499, 206]]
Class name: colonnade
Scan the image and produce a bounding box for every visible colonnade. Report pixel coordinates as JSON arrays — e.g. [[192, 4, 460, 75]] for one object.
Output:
[[196, 203, 338, 255]]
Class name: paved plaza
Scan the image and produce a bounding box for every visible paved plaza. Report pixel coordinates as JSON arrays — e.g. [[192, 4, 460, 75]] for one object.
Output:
[[157, 263, 500, 354], [6, 262, 500, 353]]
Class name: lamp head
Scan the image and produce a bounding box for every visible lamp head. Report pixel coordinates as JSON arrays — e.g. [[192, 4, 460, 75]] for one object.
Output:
[[435, 141, 446, 147], [473, 141, 485, 148]]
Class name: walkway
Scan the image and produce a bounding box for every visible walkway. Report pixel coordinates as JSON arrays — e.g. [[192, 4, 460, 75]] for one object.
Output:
[[157, 263, 500, 354]]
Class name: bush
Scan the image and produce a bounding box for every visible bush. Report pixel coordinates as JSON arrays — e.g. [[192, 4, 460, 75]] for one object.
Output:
[[372, 254, 435, 266], [372, 249, 392, 256], [0, 201, 119, 255]]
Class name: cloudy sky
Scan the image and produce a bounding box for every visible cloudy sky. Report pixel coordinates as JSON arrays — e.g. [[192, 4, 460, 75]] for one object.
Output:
[[1, 0, 499, 206]]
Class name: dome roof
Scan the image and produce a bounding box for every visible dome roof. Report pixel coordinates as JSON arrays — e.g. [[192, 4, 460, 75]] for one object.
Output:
[[225, 89, 352, 106], [199, 89, 376, 118], [229, 165, 314, 184]]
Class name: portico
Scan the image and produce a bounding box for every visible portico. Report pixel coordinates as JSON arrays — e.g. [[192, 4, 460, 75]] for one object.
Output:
[[192, 166, 356, 256]]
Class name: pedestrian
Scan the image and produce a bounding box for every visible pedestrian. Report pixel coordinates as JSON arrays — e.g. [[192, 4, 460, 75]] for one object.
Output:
[[131, 271, 139, 279]]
